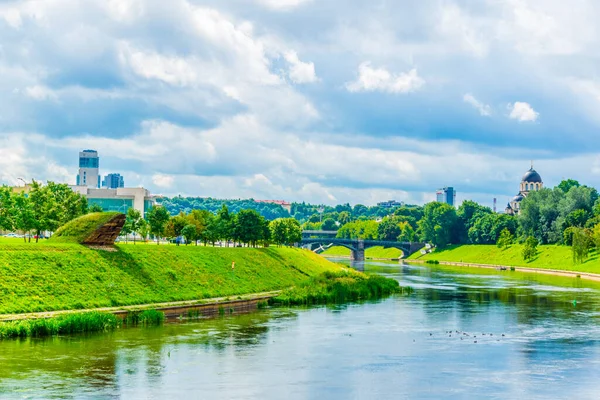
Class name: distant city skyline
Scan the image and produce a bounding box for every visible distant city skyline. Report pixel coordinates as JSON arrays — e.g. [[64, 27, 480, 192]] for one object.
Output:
[[0, 1, 598, 208]]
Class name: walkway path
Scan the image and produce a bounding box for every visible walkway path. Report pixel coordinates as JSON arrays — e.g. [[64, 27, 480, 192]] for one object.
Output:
[[0, 291, 281, 322], [410, 259, 600, 283]]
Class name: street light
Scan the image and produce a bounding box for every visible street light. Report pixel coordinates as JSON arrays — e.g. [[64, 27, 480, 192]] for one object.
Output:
[[17, 178, 26, 187]]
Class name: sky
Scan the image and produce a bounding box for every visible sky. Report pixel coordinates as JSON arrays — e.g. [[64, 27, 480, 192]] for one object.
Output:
[[1, 0, 600, 207]]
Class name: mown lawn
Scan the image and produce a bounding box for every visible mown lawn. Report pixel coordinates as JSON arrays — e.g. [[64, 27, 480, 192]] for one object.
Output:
[[0, 241, 341, 314], [407, 244, 600, 274], [322, 246, 404, 259]]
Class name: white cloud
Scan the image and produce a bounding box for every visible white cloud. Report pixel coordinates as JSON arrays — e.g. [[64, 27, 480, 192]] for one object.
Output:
[[0, 8, 22, 29], [463, 93, 491, 116], [25, 85, 57, 101], [283, 51, 318, 84], [152, 173, 174, 188], [346, 62, 424, 94], [256, 0, 312, 11], [509, 101, 539, 122]]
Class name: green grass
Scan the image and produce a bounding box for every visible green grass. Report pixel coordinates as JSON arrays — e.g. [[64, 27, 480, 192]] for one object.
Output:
[[0, 312, 120, 339], [50, 212, 122, 243], [408, 244, 600, 274], [321, 246, 404, 259], [0, 239, 341, 314], [270, 270, 404, 306]]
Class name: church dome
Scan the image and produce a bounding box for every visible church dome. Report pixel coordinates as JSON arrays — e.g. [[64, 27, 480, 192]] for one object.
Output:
[[511, 193, 524, 203], [521, 168, 542, 183]]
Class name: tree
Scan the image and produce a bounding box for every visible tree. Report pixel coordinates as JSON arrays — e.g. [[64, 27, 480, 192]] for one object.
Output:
[[378, 217, 402, 241], [181, 224, 197, 245], [234, 209, 267, 247], [522, 236, 538, 261], [125, 208, 143, 244], [398, 222, 416, 242], [164, 212, 188, 239], [496, 228, 513, 249], [14, 194, 35, 242], [519, 188, 564, 244], [89, 204, 103, 213], [418, 202, 458, 247], [138, 219, 149, 243], [572, 228, 592, 264], [457, 200, 492, 243], [338, 211, 351, 225], [558, 179, 580, 193], [28, 181, 54, 242], [270, 218, 301, 246], [0, 186, 15, 233], [187, 209, 212, 245], [215, 205, 234, 246], [147, 206, 170, 244], [321, 218, 337, 231]]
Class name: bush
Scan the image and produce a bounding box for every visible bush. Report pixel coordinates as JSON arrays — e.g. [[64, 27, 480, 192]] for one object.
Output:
[[270, 270, 405, 306]]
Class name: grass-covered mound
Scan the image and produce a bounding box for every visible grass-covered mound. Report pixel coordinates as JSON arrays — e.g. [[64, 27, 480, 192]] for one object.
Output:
[[0, 239, 341, 314], [407, 244, 600, 274], [322, 245, 404, 259], [270, 270, 403, 305], [50, 212, 123, 243]]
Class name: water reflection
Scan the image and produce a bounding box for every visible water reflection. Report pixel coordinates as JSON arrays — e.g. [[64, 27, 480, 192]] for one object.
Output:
[[1, 260, 600, 398]]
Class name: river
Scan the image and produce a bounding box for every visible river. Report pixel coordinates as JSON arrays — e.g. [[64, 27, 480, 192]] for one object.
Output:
[[2, 260, 600, 399]]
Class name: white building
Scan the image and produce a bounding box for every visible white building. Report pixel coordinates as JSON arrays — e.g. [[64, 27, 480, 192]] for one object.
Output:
[[76, 150, 100, 189], [70, 186, 155, 217]]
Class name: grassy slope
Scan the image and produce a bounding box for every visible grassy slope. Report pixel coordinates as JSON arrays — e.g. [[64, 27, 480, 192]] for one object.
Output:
[[322, 246, 404, 259], [50, 212, 121, 243], [0, 239, 341, 314], [407, 244, 600, 274]]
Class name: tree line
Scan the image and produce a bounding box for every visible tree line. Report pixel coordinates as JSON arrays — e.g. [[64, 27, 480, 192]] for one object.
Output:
[[0, 182, 88, 242], [139, 205, 302, 247]]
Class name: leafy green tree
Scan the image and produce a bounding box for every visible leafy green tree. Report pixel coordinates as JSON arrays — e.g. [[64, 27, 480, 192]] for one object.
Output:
[[187, 209, 213, 245], [398, 222, 416, 242], [418, 202, 458, 247], [572, 228, 592, 264], [468, 214, 517, 244], [496, 228, 513, 249], [308, 214, 321, 223], [138, 219, 149, 242], [89, 203, 103, 213], [378, 217, 402, 241], [215, 205, 234, 246], [321, 218, 337, 231], [147, 206, 170, 244], [337, 211, 351, 225], [0, 186, 15, 233], [28, 181, 54, 242], [165, 212, 188, 238], [522, 236, 538, 261], [336, 220, 378, 240], [125, 208, 143, 244], [270, 218, 302, 246], [352, 204, 368, 217], [14, 194, 35, 242], [234, 209, 267, 247], [181, 224, 197, 245], [46, 182, 88, 226], [457, 200, 492, 243], [558, 179, 580, 193], [519, 188, 563, 244]]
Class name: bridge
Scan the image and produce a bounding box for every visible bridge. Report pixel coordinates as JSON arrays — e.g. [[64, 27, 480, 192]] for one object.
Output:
[[300, 232, 425, 262]]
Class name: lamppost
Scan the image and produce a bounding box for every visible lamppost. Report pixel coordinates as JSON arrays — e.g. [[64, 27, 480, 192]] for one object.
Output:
[[17, 177, 26, 187], [318, 205, 325, 223]]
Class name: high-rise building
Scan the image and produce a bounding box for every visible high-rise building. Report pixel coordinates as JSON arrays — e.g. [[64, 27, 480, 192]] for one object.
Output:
[[102, 173, 125, 189], [436, 187, 456, 206], [76, 150, 100, 188]]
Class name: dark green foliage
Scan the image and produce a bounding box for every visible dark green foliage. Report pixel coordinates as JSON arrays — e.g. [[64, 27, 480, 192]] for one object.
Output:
[[269, 218, 302, 246], [270, 270, 403, 306], [418, 202, 459, 247], [522, 236, 538, 261], [147, 206, 170, 243], [571, 228, 592, 264], [425, 260, 440, 264], [0, 312, 119, 339]]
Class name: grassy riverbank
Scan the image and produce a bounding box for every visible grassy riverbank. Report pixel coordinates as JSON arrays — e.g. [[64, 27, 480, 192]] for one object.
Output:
[[270, 270, 403, 305], [0, 239, 340, 315], [322, 246, 404, 259], [408, 244, 600, 274]]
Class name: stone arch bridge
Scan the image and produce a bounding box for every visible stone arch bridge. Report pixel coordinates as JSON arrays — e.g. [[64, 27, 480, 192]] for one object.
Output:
[[300, 234, 425, 262]]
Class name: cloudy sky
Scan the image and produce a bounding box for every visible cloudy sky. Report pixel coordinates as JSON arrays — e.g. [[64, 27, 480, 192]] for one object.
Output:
[[1, 0, 599, 207]]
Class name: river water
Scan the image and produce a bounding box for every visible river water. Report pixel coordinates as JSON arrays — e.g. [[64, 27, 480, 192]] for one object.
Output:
[[2, 260, 600, 399]]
